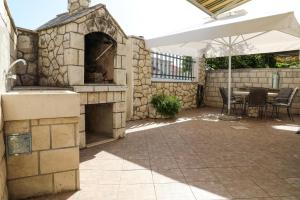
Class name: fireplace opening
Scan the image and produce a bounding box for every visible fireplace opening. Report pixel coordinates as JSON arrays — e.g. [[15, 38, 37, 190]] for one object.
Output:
[[84, 32, 116, 84], [85, 103, 114, 145]]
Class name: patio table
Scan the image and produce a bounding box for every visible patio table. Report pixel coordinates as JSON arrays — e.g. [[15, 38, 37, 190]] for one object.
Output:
[[233, 91, 278, 115]]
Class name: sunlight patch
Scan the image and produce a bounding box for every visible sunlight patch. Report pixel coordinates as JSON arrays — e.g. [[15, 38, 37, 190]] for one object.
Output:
[[190, 185, 230, 200], [231, 126, 249, 130], [126, 117, 194, 134], [199, 114, 220, 122], [272, 124, 300, 132]]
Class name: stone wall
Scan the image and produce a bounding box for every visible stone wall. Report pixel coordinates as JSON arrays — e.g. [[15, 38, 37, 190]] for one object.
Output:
[[130, 37, 205, 120], [0, 1, 17, 199], [37, 6, 127, 86], [205, 68, 300, 114], [5, 117, 80, 199], [16, 28, 39, 86], [130, 37, 152, 119]]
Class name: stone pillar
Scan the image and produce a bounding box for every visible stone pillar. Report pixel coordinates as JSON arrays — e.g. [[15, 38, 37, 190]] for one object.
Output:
[[198, 55, 206, 85], [68, 0, 90, 14]]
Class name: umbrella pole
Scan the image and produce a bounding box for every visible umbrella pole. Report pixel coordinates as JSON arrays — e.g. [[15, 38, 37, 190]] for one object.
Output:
[[228, 36, 232, 115]]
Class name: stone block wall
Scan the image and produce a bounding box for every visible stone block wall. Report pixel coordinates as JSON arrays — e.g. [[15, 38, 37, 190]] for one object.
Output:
[[151, 82, 198, 108], [0, 1, 17, 199], [37, 6, 128, 86], [130, 37, 152, 119], [73, 85, 126, 148], [5, 117, 80, 199], [16, 28, 39, 86], [205, 68, 300, 114], [130, 37, 205, 120]]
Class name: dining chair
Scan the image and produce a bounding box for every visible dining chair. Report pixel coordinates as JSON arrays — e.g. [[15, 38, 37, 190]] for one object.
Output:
[[247, 88, 268, 119], [219, 87, 242, 114], [272, 87, 298, 121], [267, 88, 293, 106]]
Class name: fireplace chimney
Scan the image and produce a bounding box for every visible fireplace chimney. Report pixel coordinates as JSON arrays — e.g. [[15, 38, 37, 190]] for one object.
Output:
[[68, 0, 91, 14]]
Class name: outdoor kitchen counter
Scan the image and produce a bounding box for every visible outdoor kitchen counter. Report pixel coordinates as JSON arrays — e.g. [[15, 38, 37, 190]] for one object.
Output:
[[3, 90, 81, 199], [2, 90, 80, 121]]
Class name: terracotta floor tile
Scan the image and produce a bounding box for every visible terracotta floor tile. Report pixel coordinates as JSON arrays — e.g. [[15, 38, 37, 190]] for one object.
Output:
[[211, 168, 249, 182], [254, 178, 300, 197], [118, 184, 156, 200], [222, 180, 269, 198], [80, 159, 123, 170], [182, 168, 218, 183], [154, 183, 196, 200], [176, 157, 206, 169], [189, 181, 232, 200], [122, 159, 150, 170], [150, 157, 178, 170], [77, 185, 119, 200], [120, 170, 153, 184], [152, 169, 185, 183], [34, 108, 300, 200]]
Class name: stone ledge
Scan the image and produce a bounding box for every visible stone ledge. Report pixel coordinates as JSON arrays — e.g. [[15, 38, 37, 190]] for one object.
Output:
[[73, 85, 127, 93], [2, 91, 80, 121]]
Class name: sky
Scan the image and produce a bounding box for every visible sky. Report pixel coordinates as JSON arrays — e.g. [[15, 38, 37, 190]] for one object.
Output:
[[7, 0, 207, 39], [7, 0, 300, 39]]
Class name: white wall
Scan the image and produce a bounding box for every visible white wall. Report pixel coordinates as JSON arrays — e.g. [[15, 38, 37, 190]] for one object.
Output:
[[0, 0, 17, 92], [0, 1, 17, 199]]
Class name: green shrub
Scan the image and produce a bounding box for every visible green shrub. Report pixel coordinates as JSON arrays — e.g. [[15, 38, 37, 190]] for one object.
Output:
[[151, 94, 181, 117]]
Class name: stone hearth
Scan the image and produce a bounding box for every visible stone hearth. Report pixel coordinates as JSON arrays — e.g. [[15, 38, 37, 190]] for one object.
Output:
[[73, 85, 126, 148]]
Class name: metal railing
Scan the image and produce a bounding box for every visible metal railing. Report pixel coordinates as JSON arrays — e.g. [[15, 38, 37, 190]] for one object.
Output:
[[151, 52, 195, 81]]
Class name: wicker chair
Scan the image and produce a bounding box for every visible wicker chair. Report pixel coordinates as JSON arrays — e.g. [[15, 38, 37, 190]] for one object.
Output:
[[247, 88, 268, 119], [219, 87, 242, 114], [272, 87, 298, 121]]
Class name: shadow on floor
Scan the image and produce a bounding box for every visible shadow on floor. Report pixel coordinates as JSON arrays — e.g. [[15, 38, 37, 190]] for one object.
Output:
[[30, 108, 300, 200]]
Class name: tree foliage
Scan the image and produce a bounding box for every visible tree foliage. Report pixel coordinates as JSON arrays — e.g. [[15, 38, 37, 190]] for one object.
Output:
[[206, 54, 277, 70], [182, 56, 193, 73]]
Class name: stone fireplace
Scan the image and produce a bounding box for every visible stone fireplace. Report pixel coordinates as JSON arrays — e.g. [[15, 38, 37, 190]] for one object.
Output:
[[84, 32, 116, 84], [35, 0, 129, 148], [85, 103, 113, 144], [37, 0, 128, 87]]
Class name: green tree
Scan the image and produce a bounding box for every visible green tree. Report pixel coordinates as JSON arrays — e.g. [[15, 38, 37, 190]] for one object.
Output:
[[182, 56, 193, 73], [206, 53, 277, 69]]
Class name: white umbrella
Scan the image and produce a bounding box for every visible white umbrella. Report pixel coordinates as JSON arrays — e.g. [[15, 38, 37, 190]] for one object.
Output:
[[146, 11, 300, 115]]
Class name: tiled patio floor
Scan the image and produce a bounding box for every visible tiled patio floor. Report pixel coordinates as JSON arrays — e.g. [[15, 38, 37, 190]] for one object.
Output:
[[31, 108, 300, 200]]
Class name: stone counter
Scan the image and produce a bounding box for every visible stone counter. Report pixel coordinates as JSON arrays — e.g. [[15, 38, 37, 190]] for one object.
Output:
[[2, 90, 80, 199], [5, 117, 80, 199]]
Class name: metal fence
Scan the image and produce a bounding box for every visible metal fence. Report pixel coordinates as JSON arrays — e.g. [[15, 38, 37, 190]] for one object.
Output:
[[151, 52, 195, 81]]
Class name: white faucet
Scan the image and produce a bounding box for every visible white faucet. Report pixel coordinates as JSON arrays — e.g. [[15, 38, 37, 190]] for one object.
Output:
[[5, 59, 27, 92], [6, 59, 27, 80]]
